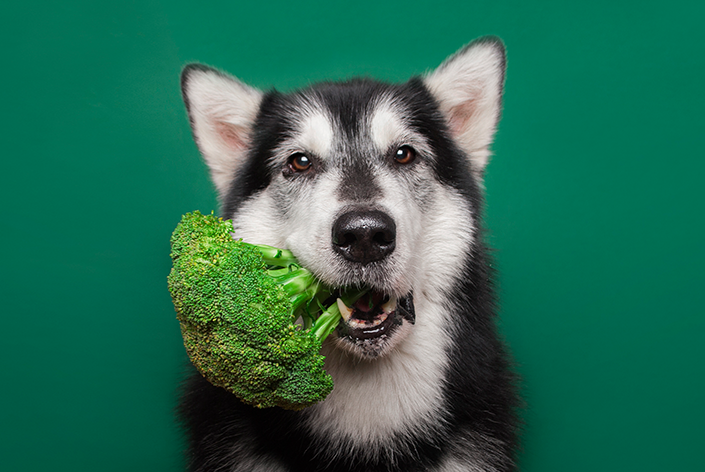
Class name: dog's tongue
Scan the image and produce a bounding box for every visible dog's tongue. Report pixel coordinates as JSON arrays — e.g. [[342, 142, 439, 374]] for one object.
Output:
[[353, 291, 385, 313]]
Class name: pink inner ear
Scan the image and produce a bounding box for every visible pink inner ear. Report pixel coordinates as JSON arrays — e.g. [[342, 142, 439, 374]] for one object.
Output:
[[215, 121, 247, 150], [447, 100, 477, 138]]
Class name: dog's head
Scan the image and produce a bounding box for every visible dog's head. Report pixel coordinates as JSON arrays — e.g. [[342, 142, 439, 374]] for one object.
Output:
[[181, 38, 505, 360]]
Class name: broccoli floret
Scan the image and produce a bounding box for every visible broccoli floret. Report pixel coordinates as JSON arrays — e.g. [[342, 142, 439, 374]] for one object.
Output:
[[168, 211, 363, 410]]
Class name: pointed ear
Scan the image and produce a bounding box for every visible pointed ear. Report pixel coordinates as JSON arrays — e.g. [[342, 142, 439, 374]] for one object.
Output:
[[424, 37, 506, 174], [181, 64, 263, 197]]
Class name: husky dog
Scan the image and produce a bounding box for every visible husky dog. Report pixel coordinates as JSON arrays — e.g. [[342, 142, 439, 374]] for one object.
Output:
[[179, 37, 519, 472]]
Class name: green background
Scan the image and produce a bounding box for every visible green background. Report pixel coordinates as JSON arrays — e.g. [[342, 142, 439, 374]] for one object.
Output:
[[2, 1, 703, 470]]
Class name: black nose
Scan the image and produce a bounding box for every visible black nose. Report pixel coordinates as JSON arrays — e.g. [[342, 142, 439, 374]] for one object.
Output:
[[332, 210, 396, 264]]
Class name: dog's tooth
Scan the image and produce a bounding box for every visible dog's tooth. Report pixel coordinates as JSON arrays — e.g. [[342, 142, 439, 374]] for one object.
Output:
[[381, 296, 397, 314], [337, 298, 353, 322]]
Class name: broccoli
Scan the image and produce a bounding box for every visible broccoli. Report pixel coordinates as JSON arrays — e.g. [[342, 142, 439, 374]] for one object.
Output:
[[168, 211, 364, 410]]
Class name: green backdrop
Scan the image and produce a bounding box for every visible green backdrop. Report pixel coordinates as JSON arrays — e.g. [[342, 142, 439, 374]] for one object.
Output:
[[2, 1, 703, 470]]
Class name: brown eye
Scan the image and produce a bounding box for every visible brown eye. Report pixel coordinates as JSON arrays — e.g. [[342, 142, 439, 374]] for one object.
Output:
[[394, 145, 416, 165], [288, 153, 312, 172]]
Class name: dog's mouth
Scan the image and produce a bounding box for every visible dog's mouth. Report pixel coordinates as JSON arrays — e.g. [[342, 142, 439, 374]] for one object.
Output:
[[333, 290, 415, 358]]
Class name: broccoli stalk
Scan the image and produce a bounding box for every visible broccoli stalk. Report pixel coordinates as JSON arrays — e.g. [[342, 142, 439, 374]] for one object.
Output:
[[168, 211, 364, 410], [249, 244, 365, 337]]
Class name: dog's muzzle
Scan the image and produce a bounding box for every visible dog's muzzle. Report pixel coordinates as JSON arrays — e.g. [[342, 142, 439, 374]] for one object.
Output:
[[330, 209, 414, 357]]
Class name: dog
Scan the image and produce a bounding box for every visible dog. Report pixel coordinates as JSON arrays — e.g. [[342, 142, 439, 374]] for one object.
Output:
[[178, 36, 519, 472]]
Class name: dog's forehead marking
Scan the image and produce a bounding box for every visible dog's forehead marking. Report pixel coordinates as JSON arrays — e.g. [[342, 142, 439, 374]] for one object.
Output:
[[370, 99, 406, 151], [296, 111, 333, 158]]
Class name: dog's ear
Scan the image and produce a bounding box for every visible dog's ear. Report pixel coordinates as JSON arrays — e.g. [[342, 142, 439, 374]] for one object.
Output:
[[181, 64, 263, 197], [424, 37, 506, 174]]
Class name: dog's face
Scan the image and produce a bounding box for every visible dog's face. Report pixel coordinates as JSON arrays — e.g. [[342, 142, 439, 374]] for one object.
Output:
[[182, 38, 505, 361]]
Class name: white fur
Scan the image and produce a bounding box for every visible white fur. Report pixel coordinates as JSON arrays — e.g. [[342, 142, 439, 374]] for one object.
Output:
[[229, 188, 286, 247], [224, 437, 288, 472], [182, 67, 263, 197], [416, 187, 476, 305], [265, 110, 337, 174], [369, 95, 435, 160], [424, 40, 505, 175], [298, 112, 334, 158], [370, 101, 406, 151], [300, 182, 476, 450], [281, 173, 343, 274], [432, 432, 508, 472], [434, 456, 498, 472], [307, 293, 449, 457]]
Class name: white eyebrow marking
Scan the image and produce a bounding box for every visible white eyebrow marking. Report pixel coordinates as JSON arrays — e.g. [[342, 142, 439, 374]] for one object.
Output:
[[370, 100, 406, 151], [298, 112, 333, 157]]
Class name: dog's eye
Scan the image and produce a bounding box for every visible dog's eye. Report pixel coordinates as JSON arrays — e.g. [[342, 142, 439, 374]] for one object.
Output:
[[394, 145, 416, 165], [288, 153, 312, 172]]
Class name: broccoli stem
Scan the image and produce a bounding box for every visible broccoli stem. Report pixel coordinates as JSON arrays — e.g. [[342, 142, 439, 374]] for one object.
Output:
[[271, 268, 316, 298], [311, 287, 369, 341], [254, 244, 299, 267], [290, 284, 330, 318], [253, 242, 366, 340]]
